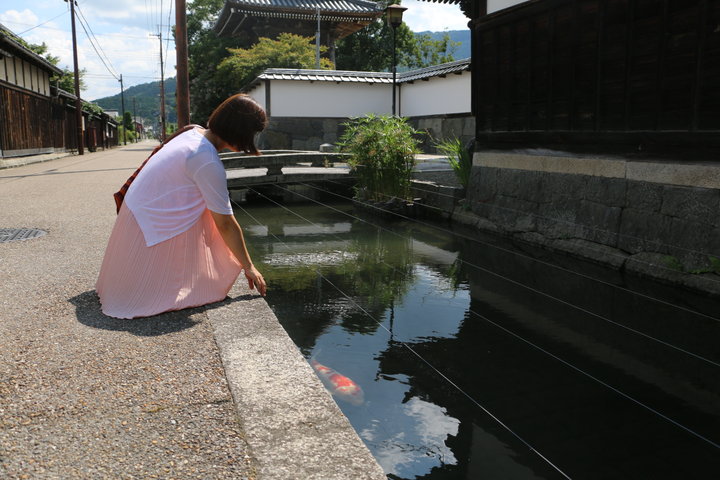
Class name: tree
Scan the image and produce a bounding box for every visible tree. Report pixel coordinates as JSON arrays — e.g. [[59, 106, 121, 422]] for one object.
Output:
[[187, 0, 243, 124], [335, 1, 459, 71], [409, 32, 459, 69], [123, 111, 134, 132], [217, 33, 334, 93]]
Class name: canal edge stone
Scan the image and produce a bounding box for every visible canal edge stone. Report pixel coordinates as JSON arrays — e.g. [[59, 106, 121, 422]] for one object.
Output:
[[207, 285, 387, 480]]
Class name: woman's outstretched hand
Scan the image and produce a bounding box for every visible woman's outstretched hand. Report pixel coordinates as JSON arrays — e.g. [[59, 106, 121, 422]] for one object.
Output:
[[244, 265, 267, 296]]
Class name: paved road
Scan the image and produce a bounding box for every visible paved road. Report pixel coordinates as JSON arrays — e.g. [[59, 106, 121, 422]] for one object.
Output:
[[0, 142, 258, 479]]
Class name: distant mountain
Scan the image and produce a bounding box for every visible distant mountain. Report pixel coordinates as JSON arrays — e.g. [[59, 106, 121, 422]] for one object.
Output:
[[92, 77, 177, 125], [415, 30, 471, 60]]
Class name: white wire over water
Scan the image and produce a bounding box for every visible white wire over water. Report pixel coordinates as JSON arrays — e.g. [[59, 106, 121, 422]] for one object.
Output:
[[266, 183, 720, 370], [237, 187, 720, 452], [231, 195, 575, 480], [302, 180, 720, 324]]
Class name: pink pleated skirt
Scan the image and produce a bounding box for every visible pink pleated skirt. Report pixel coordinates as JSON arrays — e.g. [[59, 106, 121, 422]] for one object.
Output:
[[96, 205, 242, 319]]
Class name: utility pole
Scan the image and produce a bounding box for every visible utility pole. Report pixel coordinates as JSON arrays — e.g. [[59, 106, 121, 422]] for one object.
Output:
[[315, 7, 321, 69], [66, 0, 83, 155], [132, 97, 138, 142], [119, 74, 126, 145], [175, 0, 190, 127], [151, 32, 166, 141]]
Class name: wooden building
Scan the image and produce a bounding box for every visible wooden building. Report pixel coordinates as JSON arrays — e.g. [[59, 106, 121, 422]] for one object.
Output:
[[214, 0, 384, 63], [422, 0, 720, 155], [0, 24, 118, 159], [418, 1, 720, 274]]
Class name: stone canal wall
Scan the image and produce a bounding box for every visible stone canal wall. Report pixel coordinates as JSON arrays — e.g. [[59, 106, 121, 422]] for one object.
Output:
[[257, 114, 475, 153], [462, 151, 720, 294]]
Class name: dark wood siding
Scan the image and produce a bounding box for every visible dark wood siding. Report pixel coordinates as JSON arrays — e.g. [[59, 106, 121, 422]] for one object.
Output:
[[0, 82, 118, 156], [473, 0, 720, 153], [0, 84, 59, 154]]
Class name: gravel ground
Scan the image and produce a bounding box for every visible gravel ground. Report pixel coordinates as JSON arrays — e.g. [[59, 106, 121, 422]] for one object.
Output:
[[0, 143, 257, 479]]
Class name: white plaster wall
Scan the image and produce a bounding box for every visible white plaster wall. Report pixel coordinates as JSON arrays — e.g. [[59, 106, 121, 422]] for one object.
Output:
[[400, 72, 471, 117], [248, 82, 266, 111], [488, 0, 529, 14], [268, 80, 392, 117]]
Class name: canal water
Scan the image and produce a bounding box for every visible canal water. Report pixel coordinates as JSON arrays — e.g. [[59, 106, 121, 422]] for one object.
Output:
[[234, 192, 720, 480]]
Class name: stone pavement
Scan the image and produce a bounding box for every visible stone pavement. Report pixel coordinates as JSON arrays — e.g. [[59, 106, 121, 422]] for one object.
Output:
[[0, 142, 386, 479]]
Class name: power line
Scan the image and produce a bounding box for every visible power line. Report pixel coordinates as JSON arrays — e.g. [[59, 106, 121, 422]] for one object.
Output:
[[269, 182, 720, 366], [15, 10, 69, 35], [3, 20, 168, 40], [74, 3, 119, 80]]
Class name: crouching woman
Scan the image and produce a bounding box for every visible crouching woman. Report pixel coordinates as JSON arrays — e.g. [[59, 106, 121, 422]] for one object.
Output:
[[96, 94, 267, 319]]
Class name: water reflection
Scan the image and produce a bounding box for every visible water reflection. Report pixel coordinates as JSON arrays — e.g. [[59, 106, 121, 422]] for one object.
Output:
[[235, 199, 720, 480]]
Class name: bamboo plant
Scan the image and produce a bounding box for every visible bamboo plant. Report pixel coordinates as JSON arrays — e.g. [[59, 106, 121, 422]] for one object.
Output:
[[339, 114, 420, 202]]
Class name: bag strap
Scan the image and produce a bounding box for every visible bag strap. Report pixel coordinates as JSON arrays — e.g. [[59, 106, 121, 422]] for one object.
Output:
[[113, 124, 202, 214]]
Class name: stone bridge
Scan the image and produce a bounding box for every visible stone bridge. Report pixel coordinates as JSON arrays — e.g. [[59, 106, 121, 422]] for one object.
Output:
[[221, 150, 355, 189]]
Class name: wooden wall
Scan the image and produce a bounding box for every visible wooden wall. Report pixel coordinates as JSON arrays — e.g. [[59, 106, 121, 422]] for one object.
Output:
[[473, 0, 720, 153], [0, 83, 118, 157], [0, 84, 63, 155]]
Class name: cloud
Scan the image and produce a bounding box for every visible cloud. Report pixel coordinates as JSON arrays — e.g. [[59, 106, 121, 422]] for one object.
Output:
[[401, 0, 469, 32], [0, 1, 175, 101]]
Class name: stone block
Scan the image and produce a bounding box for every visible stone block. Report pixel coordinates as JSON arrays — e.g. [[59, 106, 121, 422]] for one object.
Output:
[[467, 166, 496, 203], [263, 130, 290, 150], [585, 176, 627, 207], [618, 208, 672, 255], [323, 118, 342, 134], [462, 117, 476, 137], [710, 228, 720, 259], [418, 118, 443, 136], [540, 172, 588, 199], [505, 169, 543, 202], [661, 185, 720, 227], [537, 198, 581, 239], [664, 216, 713, 268], [491, 195, 537, 232], [577, 200, 622, 247], [443, 118, 465, 139], [626, 180, 663, 213], [306, 136, 323, 151]]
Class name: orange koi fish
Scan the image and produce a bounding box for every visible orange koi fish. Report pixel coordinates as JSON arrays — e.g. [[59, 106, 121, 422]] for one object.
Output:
[[311, 359, 364, 406]]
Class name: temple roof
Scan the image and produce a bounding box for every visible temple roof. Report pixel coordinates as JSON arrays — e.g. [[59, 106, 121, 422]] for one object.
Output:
[[215, 0, 383, 37]]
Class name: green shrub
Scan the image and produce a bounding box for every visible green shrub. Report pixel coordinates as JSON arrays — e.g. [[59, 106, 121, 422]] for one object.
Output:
[[338, 114, 420, 202], [436, 137, 472, 188]]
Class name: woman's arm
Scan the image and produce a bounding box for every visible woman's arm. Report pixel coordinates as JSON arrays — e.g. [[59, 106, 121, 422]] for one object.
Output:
[[210, 211, 267, 296]]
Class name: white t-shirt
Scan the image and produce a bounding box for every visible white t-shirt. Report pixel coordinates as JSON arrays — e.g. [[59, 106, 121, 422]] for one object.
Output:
[[125, 128, 233, 247]]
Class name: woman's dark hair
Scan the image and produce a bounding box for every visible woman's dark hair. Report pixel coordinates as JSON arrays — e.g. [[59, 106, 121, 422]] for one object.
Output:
[[207, 94, 268, 155]]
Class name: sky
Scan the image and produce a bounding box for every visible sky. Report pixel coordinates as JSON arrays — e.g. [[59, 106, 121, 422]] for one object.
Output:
[[0, 0, 474, 102]]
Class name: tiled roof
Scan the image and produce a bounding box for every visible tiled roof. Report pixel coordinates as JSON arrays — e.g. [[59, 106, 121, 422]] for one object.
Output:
[[255, 68, 393, 84], [215, 0, 383, 35], [398, 58, 471, 82], [244, 58, 471, 90], [226, 0, 382, 14]]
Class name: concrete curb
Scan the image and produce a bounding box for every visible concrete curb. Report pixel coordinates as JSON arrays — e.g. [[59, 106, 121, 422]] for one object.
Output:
[[0, 151, 72, 169], [475, 150, 720, 189], [209, 285, 386, 480]]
